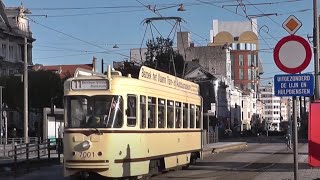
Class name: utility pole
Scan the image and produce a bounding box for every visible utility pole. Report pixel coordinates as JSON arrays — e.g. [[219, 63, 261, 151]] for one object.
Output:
[[101, 58, 104, 73], [0, 86, 3, 144], [24, 37, 28, 143], [313, 0, 320, 100]]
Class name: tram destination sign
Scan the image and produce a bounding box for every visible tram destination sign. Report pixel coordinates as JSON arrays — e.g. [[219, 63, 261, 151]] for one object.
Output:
[[71, 79, 109, 90], [274, 74, 314, 97]]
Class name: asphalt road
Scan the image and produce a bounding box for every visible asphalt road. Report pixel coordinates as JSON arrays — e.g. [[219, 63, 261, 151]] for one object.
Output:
[[0, 139, 313, 180]]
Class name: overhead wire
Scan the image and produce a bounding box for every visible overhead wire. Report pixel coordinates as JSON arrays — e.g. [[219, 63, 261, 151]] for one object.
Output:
[[39, 9, 148, 18], [135, 0, 205, 46], [27, 17, 139, 61]]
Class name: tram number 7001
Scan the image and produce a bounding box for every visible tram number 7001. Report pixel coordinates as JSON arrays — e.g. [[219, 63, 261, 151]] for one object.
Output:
[[79, 152, 95, 158]]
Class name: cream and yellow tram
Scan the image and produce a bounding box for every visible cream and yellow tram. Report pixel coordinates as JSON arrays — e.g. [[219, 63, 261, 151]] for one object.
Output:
[[63, 66, 203, 179]]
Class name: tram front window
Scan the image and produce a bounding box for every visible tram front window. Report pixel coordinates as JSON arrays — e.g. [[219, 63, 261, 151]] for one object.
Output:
[[65, 95, 123, 128]]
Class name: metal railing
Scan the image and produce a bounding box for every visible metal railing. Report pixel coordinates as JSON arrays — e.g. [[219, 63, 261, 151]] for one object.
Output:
[[6, 138, 62, 170], [202, 129, 219, 145], [0, 137, 39, 158], [0, 137, 39, 144]]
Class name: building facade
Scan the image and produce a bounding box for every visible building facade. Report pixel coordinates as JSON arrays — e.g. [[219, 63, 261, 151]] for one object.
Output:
[[0, 4, 34, 77], [208, 19, 262, 93], [259, 83, 282, 131]]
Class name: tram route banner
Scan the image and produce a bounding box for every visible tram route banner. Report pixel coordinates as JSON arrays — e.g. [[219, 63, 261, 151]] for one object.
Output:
[[139, 66, 199, 94]]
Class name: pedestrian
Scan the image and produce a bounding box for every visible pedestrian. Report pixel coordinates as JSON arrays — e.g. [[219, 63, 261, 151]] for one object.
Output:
[[11, 128, 16, 138], [285, 133, 292, 150]]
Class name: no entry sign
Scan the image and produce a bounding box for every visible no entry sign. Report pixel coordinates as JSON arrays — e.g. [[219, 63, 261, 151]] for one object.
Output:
[[273, 35, 312, 74]]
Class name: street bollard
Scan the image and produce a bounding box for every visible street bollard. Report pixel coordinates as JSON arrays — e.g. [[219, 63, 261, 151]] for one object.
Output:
[[26, 143, 29, 161], [3, 143, 5, 157], [37, 139, 40, 160], [13, 144, 17, 170], [47, 140, 51, 159]]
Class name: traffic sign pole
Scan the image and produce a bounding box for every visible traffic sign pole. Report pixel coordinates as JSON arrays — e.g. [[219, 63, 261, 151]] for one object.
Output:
[[313, 0, 320, 100], [275, 16, 314, 180], [293, 96, 298, 180]]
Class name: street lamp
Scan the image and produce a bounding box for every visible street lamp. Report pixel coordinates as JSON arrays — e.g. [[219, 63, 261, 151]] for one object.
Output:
[[177, 4, 186, 11]]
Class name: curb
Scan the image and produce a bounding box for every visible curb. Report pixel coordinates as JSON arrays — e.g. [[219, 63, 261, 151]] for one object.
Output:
[[203, 142, 247, 157], [212, 143, 247, 153]]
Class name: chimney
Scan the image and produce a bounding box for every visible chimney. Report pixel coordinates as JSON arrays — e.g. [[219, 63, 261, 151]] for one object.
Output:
[[177, 32, 190, 53], [92, 56, 97, 72]]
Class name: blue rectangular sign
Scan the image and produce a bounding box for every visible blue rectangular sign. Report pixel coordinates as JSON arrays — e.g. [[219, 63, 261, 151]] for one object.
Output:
[[274, 74, 314, 97]]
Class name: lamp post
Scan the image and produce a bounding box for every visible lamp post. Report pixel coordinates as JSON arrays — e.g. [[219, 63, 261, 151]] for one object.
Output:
[[23, 37, 29, 144], [0, 86, 3, 144], [229, 90, 232, 130]]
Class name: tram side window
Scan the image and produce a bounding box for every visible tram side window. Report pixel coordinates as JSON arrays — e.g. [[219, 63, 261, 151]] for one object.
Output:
[[183, 103, 189, 128], [190, 104, 195, 128], [127, 95, 137, 127], [167, 101, 174, 128], [158, 98, 165, 128], [175, 102, 181, 128], [196, 105, 201, 128], [140, 96, 146, 129], [148, 97, 156, 128]]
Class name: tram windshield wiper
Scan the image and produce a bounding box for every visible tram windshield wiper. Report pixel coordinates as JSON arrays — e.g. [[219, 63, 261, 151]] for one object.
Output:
[[92, 128, 102, 135]]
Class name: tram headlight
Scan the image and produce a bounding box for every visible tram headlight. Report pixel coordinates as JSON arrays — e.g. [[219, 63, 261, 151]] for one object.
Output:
[[82, 140, 91, 149]]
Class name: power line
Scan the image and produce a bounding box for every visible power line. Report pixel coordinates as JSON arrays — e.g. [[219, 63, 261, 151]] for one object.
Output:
[[37, 9, 148, 18], [33, 51, 108, 60], [29, 5, 145, 11], [27, 17, 136, 61]]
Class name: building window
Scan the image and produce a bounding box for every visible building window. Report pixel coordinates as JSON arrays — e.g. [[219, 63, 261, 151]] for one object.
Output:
[[239, 54, 244, 66], [251, 83, 255, 91], [239, 43, 245, 50], [9, 45, 13, 60], [2, 44, 6, 58], [239, 69, 244, 80], [253, 54, 257, 66], [248, 69, 251, 80], [248, 54, 252, 66]]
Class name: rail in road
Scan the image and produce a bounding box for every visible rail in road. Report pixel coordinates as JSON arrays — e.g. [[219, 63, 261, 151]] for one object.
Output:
[[1, 136, 312, 180], [153, 142, 310, 180]]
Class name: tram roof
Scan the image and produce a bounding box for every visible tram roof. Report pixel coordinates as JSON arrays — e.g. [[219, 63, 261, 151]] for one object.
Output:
[[66, 66, 200, 94]]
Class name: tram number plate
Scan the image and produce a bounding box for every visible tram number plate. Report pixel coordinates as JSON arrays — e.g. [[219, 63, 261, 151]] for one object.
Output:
[[79, 152, 95, 158]]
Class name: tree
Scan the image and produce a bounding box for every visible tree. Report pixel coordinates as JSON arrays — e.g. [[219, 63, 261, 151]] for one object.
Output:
[[0, 70, 65, 112], [145, 37, 184, 77]]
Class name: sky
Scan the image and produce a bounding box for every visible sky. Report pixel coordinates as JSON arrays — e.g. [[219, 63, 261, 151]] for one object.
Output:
[[2, 0, 316, 85]]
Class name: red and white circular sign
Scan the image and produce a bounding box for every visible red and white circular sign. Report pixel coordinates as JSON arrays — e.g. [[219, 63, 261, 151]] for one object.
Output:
[[273, 35, 312, 74]]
